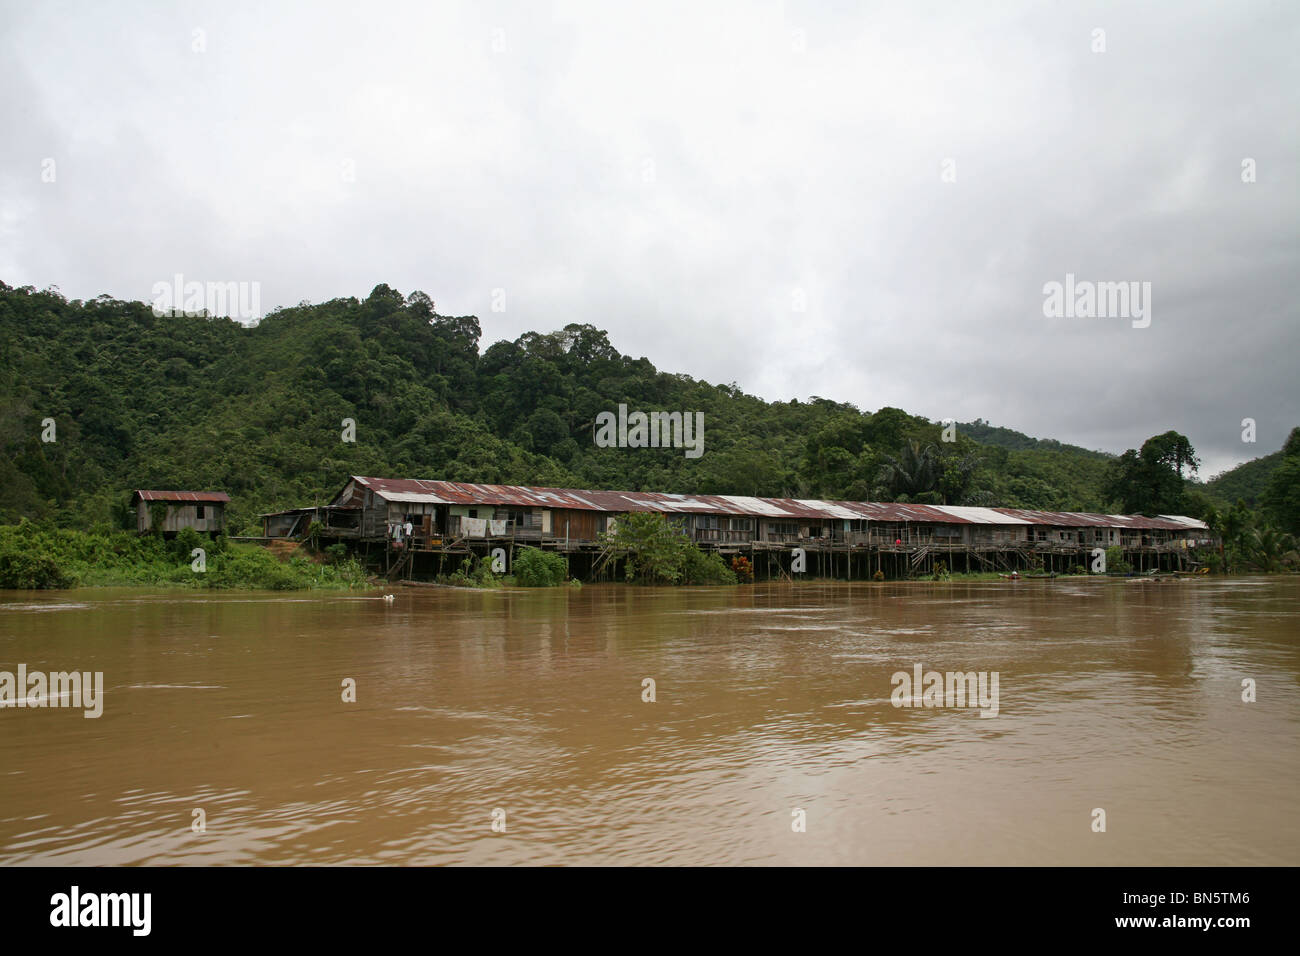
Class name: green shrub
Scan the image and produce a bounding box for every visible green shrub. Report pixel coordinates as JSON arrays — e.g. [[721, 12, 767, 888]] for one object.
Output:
[[682, 547, 737, 585], [172, 526, 205, 563], [0, 541, 80, 588], [1104, 545, 1132, 574], [442, 554, 500, 588], [512, 547, 568, 586], [600, 512, 736, 585], [0, 521, 367, 591]]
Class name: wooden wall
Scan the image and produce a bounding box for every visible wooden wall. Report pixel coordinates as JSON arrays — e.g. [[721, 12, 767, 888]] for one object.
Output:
[[552, 509, 601, 542], [137, 501, 225, 534]]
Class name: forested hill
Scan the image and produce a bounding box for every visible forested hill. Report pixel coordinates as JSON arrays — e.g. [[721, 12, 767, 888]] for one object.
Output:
[[956, 419, 1112, 460], [1203, 451, 1285, 506], [1, 281, 1148, 533]]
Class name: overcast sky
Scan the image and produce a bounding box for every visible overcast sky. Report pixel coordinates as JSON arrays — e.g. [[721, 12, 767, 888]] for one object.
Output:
[[2, 0, 1295, 478]]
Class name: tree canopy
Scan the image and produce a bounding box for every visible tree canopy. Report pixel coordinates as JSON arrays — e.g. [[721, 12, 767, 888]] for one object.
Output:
[[0, 281, 1291, 535]]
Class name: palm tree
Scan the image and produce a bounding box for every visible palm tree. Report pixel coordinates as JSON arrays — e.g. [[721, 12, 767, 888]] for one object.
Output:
[[876, 440, 941, 500], [1245, 526, 1299, 573]]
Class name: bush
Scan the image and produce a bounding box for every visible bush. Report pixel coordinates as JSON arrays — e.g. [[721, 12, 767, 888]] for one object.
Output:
[[1104, 545, 1132, 574], [600, 512, 738, 586], [682, 547, 738, 585], [207, 546, 302, 589], [442, 554, 501, 588], [172, 526, 205, 563], [512, 547, 568, 587], [0, 521, 367, 591], [0, 541, 79, 588]]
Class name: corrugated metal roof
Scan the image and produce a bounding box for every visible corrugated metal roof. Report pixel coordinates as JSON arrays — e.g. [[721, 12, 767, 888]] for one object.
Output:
[[933, 505, 1031, 525], [994, 508, 1101, 527], [716, 495, 799, 517], [378, 492, 455, 504], [850, 502, 976, 523], [133, 490, 231, 503], [1158, 514, 1210, 531], [793, 499, 865, 520], [340, 477, 1210, 531]]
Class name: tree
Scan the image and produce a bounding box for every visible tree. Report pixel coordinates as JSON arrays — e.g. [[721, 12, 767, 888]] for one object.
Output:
[[800, 413, 872, 497], [1104, 431, 1199, 515], [1243, 525, 1299, 573], [1261, 427, 1300, 535], [937, 451, 981, 505], [598, 512, 735, 585], [876, 440, 941, 500]]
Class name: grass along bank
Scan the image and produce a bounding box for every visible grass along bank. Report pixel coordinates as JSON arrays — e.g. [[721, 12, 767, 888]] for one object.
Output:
[[0, 521, 370, 590]]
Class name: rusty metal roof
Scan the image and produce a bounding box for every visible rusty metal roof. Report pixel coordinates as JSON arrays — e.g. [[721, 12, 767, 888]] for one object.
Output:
[[993, 508, 1098, 527], [841, 502, 979, 523], [133, 490, 231, 503], [340, 476, 1207, 530], [933, 505, 1031, 525], [990, 508, 1205, 531]]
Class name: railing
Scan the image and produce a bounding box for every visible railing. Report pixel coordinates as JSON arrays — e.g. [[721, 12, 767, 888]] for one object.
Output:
[[763, 532, 802, 543], [695, 528, 752, 544]]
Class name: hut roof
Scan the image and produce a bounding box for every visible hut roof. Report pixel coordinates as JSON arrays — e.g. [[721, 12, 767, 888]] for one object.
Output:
[[132, 490, 231, 503]]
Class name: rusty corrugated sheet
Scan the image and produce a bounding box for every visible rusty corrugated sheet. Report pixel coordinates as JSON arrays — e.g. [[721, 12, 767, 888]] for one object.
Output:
[[134, 490, 231, 503], [993, 508, 1098, 527], [341, 476, 1204, 530], [849, 502, 977, 523]]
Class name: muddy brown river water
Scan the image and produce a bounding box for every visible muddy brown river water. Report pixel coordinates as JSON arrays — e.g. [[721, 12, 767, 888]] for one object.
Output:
[[1, 577, 1296, 865]]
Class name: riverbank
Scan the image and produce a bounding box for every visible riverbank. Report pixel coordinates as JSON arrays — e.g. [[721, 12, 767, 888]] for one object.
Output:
[[0, 522, 369, 590], [0, 522, 1276, 592]]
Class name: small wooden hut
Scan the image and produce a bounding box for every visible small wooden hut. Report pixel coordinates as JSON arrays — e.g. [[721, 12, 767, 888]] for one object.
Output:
[[132, 490, 230, 535]]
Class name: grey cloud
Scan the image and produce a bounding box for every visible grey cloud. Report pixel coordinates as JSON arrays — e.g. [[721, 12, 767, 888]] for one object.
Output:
[[0, 0, 1294, 478]]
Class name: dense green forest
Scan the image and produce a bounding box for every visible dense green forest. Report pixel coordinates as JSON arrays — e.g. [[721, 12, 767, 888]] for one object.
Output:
[[1, 281, 1295, 542], [1202, 449, 1284, 506]]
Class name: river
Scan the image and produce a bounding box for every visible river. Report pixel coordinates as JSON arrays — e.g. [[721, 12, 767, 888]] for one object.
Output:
[[1, 577, 1297, 865]]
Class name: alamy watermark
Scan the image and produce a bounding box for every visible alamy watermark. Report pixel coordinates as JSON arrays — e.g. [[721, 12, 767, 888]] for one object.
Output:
[[151, 273, 261, 320], [594, 403, 704, 458], [890, 663, 999, 718], [1042, 273, 1151, 328], [50, 886, 150, 936], [0, 665, 104, 718]]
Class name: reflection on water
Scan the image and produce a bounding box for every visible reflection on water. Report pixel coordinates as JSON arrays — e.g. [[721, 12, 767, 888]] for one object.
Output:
[[1, 578, 1297, 865]]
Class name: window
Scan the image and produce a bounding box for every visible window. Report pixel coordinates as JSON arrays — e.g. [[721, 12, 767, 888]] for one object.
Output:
[[196, 505, 205, 519]]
